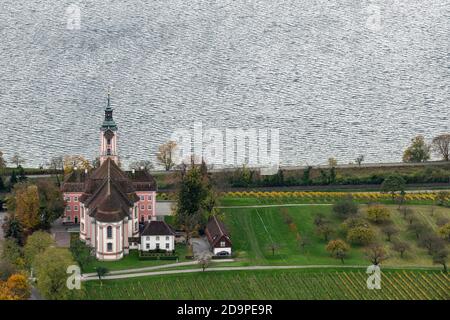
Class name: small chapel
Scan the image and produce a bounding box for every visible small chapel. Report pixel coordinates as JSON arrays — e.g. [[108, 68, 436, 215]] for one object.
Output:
[[61, 94, 159, 260]]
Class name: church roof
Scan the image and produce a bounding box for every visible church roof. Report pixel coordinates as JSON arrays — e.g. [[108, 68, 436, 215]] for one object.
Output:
[[79, 158, 139, 222]]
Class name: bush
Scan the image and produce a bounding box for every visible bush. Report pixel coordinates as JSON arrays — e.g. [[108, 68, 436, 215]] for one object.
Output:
[[347, 226, 375, 245], [367, 206, 391, 224]]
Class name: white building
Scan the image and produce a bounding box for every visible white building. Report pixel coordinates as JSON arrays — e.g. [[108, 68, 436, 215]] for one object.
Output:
[[140, 221, 175, 252]]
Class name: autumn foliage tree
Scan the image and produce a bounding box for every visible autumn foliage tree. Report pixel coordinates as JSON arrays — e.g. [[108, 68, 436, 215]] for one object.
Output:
[[326, 239, 350, 263], [402, 135, 430, 163], [0, 273, 31, 300], [157, 140, 177, 171], [367, 206, 391, 224], [7, 183, 40, 233]]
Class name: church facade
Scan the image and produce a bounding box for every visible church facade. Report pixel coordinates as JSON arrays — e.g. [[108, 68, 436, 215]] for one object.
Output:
[[61, 95, 157, 260]]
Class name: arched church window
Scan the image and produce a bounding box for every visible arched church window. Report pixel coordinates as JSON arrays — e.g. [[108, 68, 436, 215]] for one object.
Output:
[[107, 226, 113, 239], [107, 243, 113, 252]]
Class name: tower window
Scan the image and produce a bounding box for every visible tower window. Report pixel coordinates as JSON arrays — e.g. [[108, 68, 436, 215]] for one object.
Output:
[[107, 138, 111, 145], [107, 243, 113, 252], [107, 226, 113, 239], [107, 148, 111, 155]]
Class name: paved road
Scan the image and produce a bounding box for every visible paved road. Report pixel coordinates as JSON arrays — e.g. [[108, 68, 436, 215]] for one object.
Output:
[[81, 265, 366, 281], [217, 203, 333, 209], [191, 238, 211, 258], [82, 259, 235, 280], [0, 211, 6, 240], [81, 263, 443, 282]]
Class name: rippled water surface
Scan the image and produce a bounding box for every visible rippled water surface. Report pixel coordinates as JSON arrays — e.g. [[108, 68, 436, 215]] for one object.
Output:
[[0, 0, 448, 168]]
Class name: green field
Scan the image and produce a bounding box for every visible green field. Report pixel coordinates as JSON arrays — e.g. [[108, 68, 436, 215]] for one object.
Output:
[[221, 201, 450, 267], [83, 269, 449, 300]]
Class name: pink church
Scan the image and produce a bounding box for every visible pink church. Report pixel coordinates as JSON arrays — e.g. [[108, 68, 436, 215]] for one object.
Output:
[[61, 94, 157, 260]]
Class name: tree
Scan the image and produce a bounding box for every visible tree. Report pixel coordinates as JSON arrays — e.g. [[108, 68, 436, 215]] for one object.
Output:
[[129, 160, 154, 172], [0, 177, 5, 192], [0, 260, 16, 281], [381, 174, 406, 201], [365, 244, 387, 265], [176, 163, 209, 228], [431, 134, 450, 161], [7, 183, 40, 232], [2, 215, 24, 245], [0, 239, 24, 269], [326, 239, 350, 264], [366, 205, 391, 224], [297, 234, 311, 252], [332, 196, 358, 218], [0, 151, 6, 169], [381, 224, 398, 242], [437, 222, 450, 241], [0, 274, 31, 300], [9, 153, 25, 168], [96, 267, 109, 286], [197, 251, 212, 272], [179, 212, 201, 247], [328, 157, 337, 167], [347, 226, 375, 245], [316, 224, 333, 242], [33, 247, 79, 299], [435, 191, 450, 206], [432, 250, 448, 272], [9, 170, 18, 187], [48, 156, 64, 187], [267, 242, 280, 256], [402, 135, 430, 163], [157, 141, 177, 171], [408, 220, 428, 239], [24, 231, 55, 267], [35, 180, 65, 229], [63, 155, 91, 174], [392, 240, 410, 258], [419, 233, 446, 255], [70, 239, 93, 272], [355, 155, 364, 167]]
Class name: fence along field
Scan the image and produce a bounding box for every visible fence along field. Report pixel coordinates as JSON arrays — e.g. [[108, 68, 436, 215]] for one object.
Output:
[[83, 269, 449, 300]]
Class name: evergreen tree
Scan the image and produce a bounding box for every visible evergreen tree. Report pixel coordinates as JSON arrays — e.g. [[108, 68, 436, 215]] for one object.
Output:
[[0, 176, 5, 191], [9, 170, 18, 188]]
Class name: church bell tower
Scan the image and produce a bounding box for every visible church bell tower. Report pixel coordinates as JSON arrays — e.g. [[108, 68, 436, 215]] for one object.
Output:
[[100, 92, 119, 165]]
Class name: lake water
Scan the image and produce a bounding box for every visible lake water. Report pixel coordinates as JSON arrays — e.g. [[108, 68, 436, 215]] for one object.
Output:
[[0, 0, 448, 168]]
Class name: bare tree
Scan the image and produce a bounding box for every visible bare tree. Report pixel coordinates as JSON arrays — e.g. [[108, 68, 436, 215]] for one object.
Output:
[[10, 153, 25, 168], [392, 240, 410, 258], [355, 155, 364, 167], [365, 244, 387, 265], [197, 251, 213, 272], [129, 160, 154, 172], [48, 156, 64, 187], [157, 141, 177, 171], [432, 250, 448, 272], [432, 134, 450, 161], [268, 242, 280, 256], [381, 224, 398, 242]]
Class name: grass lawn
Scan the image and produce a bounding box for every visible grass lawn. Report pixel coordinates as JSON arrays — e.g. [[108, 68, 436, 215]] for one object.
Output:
[[82, 268, 449, 300], [221, 199, 450, 268], [83, 244, 189, 273]]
